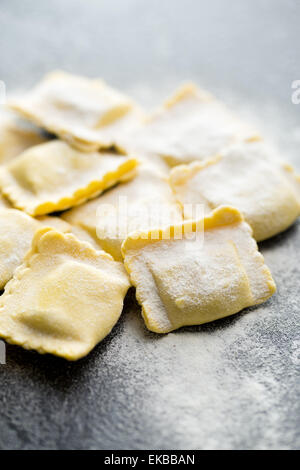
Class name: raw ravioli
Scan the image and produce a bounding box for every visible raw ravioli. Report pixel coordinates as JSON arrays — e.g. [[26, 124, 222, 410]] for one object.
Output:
[[170, 141, 300, 241], [0, 228, 130, 360], [122, 206, 276, 333], [0, 140, 138, 216], [120, 83, 259, 166], [9, 71, 144, 152]]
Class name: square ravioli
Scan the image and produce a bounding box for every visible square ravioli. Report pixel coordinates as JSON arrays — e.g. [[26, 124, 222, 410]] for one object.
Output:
[[122, 206, 276, 333], [0, 228, 130, 360], [0, 110, 48, 164], [63, 164, 183, 261], [0, 208, 72, 290], [0, 140, 138, 215], [9, 71, 144, 152], [169, 141, 300, 241], [120, 83, 259, 167]]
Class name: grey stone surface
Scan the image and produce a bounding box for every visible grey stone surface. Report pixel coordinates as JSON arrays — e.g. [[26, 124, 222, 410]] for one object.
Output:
[[0, 0, 299, 450]]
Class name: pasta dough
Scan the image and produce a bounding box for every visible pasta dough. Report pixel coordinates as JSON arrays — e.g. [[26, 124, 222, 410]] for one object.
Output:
[[9, 71, 144, 152], [122, 206, 276, 333], [63, 164, 183, 261], [0, 110, 47, 165], [170, 141, 300, 241], [120, 83, 259, 167], [0, 140, 138, 216], [0, 228, 130, 360]]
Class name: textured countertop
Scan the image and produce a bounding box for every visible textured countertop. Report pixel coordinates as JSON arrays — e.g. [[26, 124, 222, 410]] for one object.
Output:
[[0, 0, 299, 450]]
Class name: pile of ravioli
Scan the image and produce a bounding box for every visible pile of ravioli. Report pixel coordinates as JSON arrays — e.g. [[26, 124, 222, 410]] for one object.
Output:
[[0, 71, 299, 360]]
